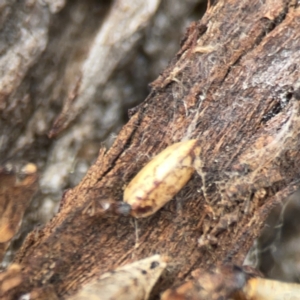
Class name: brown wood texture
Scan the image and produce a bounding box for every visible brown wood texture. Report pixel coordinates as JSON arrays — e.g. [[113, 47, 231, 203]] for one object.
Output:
[[4, 0, 300, 298]]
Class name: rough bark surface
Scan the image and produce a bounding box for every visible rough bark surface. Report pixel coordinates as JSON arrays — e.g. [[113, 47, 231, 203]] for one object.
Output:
[[2, 0, 300, 299]]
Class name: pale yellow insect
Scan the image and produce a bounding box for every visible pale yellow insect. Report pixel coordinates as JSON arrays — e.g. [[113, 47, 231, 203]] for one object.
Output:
[[124, 139, 201, 218]]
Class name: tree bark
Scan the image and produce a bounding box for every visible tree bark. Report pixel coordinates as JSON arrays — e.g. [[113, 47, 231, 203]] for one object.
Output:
[[2, 0, 300, 299]]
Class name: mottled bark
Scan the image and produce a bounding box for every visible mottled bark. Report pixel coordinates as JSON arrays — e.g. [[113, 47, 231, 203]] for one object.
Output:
[[2, 0, 300, 299]]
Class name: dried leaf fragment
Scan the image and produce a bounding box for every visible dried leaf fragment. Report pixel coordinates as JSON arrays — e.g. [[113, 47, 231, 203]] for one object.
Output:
[[236, 277, 300, 300], [0, 163, 38, 262], [68, 254, 167, 300], [0, 264, 22, 298]]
